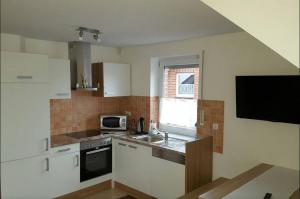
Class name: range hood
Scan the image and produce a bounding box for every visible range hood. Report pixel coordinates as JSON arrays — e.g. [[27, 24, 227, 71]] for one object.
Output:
[[68, 42, 97, 90]]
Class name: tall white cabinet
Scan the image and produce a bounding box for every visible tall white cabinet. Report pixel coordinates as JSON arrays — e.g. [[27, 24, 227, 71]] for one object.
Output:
[[1, 51, 52, 199], [1, 52, 50, 162], [1, 83, 50, 161]]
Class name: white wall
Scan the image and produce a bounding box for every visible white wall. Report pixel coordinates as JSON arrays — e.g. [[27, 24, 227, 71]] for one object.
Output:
[[200, 0, 299, 68], [1, 33, 121, 62], [91, 45, 121, 63], [1, 33, 22, 52], [120, 32, 299, 178]]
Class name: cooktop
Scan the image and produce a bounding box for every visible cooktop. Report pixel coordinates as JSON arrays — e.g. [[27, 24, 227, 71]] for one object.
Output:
[[67, 129, 101, 139]]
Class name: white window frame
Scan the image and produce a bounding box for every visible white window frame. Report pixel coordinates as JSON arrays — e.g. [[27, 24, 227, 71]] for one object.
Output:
[[157, 53, 204, 138]]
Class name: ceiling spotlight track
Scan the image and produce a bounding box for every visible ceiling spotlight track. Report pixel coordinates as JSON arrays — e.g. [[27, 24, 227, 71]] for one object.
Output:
[[76, 26, 103, 42]]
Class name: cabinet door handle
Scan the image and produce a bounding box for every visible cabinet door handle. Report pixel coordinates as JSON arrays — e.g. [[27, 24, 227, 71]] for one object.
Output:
[[75, 155, 79, 167], [57, 148, 71, 153], [118, 143, 127, 147], [128, 145, 137, 149], [46, 158, 50, 171], [17, 75, 33, 79], [56, 92, 69, 96], [199, 110, 205, 126], [45, 138, 49, 151]]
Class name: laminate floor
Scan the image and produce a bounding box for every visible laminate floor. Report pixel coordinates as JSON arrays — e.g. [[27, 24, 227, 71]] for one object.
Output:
[[83, 188, 129, 199]]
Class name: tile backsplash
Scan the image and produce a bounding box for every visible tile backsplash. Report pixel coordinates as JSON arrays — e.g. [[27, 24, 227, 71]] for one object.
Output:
[[197, 99, 224, 153], [50, 91, 159, 135]]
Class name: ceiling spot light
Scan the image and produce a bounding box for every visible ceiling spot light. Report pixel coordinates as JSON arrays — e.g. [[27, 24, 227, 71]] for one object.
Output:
[[76, 27, 103, 42], [78, 30, 84, 41], [93, 33, 102, 42]]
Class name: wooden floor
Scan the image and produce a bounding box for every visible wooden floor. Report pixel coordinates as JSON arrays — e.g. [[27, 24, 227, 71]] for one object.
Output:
[[82, 188, 129, 199]]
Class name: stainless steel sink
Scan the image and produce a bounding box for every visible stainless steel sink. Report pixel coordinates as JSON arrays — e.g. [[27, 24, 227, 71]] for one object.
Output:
[[131, 134, 164, 143]]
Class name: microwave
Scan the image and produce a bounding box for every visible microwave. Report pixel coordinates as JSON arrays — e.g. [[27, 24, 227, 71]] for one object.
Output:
[[100, 115, 127, 130]]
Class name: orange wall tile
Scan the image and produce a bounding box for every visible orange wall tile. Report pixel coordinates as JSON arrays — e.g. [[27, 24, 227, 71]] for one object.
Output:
[[50, 92, 159, 135], [197, 99, 224, 153]]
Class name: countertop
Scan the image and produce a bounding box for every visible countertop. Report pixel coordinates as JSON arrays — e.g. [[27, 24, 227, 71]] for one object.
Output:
[[51, 129, 203, 156]]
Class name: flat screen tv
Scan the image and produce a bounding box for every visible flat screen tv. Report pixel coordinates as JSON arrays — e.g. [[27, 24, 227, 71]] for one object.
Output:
[[236, 75, 300, 124]]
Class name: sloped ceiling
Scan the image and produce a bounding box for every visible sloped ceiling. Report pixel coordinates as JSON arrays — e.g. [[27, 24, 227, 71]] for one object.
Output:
[[1, 0, 241, 47], [200, 0, 299, 68]]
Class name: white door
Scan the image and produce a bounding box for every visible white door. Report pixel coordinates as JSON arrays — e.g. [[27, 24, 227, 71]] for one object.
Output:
[[1, 154, 52, 199], [1, 51, 48, 83], [1, 83, 50, 162], [49, 58, 71, 99], [150, 156, 185, 199], [103, 63, 130, 97], [50, 151, 80, 198]]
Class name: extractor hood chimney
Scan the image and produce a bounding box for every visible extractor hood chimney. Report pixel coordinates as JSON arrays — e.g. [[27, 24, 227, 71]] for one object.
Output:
[[68, 42, 97, 90]]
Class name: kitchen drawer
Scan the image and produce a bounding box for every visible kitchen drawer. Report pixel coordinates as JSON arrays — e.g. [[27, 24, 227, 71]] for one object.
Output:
[[1, 51, 48, 83], [51, 143, 80, 156]]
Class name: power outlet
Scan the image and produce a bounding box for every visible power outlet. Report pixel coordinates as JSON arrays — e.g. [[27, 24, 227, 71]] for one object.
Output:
[[125, 111, 131, 116], [212, 123, 219, 130]]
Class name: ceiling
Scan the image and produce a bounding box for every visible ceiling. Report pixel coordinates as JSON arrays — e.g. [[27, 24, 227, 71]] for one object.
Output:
[[1, 0, 241, 47]]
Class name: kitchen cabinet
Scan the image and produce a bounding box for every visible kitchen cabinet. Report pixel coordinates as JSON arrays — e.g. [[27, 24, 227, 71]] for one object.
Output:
[[1, 51, 48, 83], [113, 139, 152, 195], [1, 154, 52, 199], [1, 83, 50, 162], [50, 143, 80, 198], [113, 139, 186, 198], [49, 58, 71, 99], [150, 156, 185, 199], [92, 62, 131, 97]]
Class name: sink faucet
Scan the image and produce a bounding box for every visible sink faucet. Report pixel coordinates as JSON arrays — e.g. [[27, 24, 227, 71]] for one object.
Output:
[[152, 127, 168, 142], [164, 131, 169, 142]]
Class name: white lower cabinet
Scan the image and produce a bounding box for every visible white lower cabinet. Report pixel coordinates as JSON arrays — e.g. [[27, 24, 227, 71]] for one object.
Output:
[[1, 154, 52, 199], [1, 144, 81, 199], [113, 139, 152, 195], [50, 144, 80, 198], [150, 156, 185, 199], [113, 139, 185, 198]]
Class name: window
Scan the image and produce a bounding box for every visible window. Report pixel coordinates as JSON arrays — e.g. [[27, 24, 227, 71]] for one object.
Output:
[[176, 73, 194, 98], [159, 63, 200, 137]]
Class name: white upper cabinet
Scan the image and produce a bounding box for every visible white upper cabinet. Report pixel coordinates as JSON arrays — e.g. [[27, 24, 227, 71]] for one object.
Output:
[[103, 63, 130, 97], [49, 58, 71, 99], [92, 63, 131, 97], [1, 51, 48, 83]]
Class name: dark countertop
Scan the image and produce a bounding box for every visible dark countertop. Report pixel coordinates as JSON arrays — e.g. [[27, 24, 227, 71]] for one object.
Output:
[[51, 134, 79, 147], [51, 129, 202, 156]]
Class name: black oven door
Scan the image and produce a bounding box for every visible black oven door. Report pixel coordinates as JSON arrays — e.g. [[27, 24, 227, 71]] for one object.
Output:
[[80, 144, 112, 182]]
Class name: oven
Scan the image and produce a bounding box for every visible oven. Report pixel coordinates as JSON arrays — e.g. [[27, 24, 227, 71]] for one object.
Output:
[[80, 138, 112, 182]]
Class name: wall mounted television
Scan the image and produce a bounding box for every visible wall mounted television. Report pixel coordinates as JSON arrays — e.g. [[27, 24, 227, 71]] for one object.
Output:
[[235, 75, 300, 124]]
